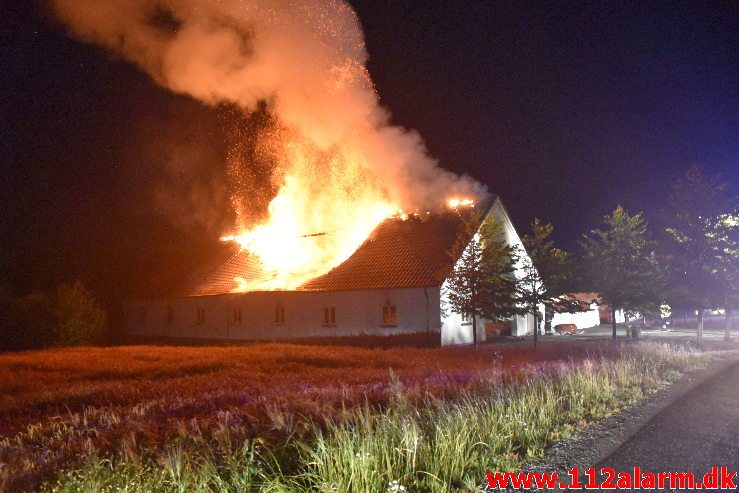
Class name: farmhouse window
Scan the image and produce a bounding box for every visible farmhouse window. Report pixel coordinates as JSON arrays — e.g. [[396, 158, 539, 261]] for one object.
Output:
[[165, 305, 173, 324], [196, 308, 205, 325], [323, 306, 336, 325], [275, 305, 285, 325], [382, 304, 397, 326], [233, 308, 242, 324], [461, 312, 472, 326]]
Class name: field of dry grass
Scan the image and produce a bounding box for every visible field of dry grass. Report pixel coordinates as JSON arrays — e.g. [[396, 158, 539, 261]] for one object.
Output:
[[0, 341, 693, 492]]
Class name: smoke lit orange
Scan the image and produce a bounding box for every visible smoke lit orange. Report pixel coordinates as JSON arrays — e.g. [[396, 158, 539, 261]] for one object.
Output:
[[51, 0, 485, 293]]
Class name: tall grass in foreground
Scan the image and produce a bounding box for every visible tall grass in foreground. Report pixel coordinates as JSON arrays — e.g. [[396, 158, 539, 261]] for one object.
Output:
[[44, 343, 704, 493]]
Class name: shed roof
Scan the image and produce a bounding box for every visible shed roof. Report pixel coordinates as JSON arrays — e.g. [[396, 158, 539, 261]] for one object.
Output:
[[183, 196, 495, 295]]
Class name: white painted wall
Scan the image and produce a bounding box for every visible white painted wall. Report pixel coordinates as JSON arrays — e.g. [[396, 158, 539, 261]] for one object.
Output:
[[439, 234, 487, 346], [551, 303, 601, 329], [124, 287, 442, 341], [440, 198, 538, 343], [126, 198, 533, 347], [438, 282, 485, 346], [490, 199, 542, 337], [511, 314, 526, 336]]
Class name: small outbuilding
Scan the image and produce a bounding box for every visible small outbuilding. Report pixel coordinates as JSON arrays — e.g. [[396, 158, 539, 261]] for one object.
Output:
[[550, 292, 602, 331]]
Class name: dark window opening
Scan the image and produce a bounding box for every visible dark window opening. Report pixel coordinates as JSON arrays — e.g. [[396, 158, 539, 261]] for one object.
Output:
[[274, 305, 285, 325], [323, 306, 336, 325], [233, 308, 242, 324], [196, 308, 205, 325], [382, 304, 397, 326]]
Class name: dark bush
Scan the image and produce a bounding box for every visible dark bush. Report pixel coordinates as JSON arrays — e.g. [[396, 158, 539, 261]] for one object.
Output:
[[55, 281, 107, 346]]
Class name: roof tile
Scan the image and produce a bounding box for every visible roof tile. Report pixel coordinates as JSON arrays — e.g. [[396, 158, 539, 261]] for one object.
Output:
[[182, 197, 493, 295]]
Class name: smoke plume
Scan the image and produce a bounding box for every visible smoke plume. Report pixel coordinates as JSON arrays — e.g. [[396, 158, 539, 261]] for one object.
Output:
[[51, 0, 486, 288]]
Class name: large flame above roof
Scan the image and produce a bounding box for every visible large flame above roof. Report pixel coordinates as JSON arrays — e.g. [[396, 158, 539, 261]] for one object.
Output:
[[221, 133, 397, 290], [184, 197, 489, 296], [50, 0, 486, 292], [218, 128, 481, 291]]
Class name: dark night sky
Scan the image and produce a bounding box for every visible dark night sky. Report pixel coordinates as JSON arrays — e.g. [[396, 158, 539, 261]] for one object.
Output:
[[1, 1, 737, 299]]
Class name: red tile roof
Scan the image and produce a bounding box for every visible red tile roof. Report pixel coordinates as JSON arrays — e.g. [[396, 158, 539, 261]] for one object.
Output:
[[182, 197, 494, 295], [301, 208, 481, 291], [181, 248, 271, 296]]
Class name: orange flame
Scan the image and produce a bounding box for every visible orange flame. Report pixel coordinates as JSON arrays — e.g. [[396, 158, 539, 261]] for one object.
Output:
[[222, 135, 396, 291], [447, 198, 475, 208], [49, 0, 487, 294], [221, 131, 480, 293]]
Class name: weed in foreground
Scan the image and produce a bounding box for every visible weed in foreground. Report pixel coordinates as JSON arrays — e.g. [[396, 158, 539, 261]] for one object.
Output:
[[40, 342, 705, 493]]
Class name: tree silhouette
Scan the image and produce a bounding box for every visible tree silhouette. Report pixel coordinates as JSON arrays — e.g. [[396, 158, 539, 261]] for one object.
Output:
[[663, 167, 738, 343], [519, 219, 580, 345], [444, 212, 519, 347], [581, 206, 664, 338]]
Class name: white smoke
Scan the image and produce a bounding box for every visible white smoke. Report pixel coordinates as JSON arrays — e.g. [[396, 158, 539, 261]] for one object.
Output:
[[50, 0, 484, 213]]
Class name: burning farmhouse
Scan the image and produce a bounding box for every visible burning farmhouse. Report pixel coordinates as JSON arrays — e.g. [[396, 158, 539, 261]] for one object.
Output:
[[123, 196, 539, 346], [50, 0, 539, 344]]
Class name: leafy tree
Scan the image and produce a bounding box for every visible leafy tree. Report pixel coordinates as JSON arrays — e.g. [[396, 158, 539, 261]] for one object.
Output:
[[55, 281, 107, 346], [663, 167, 738, 343], [444, 213, 519, 347], [581, 206, 664, 339], [518, 219, 580, 345]]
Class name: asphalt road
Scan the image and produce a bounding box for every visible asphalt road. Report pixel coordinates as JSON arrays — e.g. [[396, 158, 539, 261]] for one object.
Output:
[[572, 324, 736, 345], [596, 361, 739, 488]]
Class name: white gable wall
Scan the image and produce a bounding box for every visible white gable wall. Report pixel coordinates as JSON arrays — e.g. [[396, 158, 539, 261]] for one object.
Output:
[[438, 290, 487, 345], [440, 198, 537, 345], [489, 199, 538, 336]]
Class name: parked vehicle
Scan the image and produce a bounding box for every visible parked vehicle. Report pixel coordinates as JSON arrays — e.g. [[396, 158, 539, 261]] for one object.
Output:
[[554, 323, 578, 335]]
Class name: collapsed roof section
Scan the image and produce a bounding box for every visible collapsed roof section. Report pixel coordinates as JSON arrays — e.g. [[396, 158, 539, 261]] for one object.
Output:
[[182, 195, 496, 296]]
